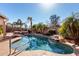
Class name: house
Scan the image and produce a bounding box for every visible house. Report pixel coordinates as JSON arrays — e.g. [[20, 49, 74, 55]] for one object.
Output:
[[0, 14, 7, 39]]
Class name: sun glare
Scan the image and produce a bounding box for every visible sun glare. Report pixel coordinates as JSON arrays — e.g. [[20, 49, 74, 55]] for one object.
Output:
[[40, 3, 55, 12]]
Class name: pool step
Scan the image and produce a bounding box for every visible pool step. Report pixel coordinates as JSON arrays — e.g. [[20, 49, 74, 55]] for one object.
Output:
[[11, 44, 30, 56]]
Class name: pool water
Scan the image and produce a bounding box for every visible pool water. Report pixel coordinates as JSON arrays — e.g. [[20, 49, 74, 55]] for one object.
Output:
[[11, 35, 73, 54]]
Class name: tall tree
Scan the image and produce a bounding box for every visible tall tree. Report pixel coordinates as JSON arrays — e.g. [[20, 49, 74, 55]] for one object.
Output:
[[50, 15, 60, 29], [27, 17, 32, 30], [17, 19, 23, 30], [13, 19, 23, 31]]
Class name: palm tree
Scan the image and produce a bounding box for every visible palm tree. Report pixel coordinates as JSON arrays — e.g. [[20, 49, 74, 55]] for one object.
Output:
[[58, 16, 79, 45], [27, 17, 32, 30]]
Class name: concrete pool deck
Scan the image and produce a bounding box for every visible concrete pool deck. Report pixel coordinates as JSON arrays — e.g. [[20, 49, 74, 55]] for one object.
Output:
[[0, 37, 22, 56], [0, 36, 76, 56]]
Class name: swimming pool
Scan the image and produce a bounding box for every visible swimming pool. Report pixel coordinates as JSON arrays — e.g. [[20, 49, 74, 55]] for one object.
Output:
[[11, 34, 73, 54]]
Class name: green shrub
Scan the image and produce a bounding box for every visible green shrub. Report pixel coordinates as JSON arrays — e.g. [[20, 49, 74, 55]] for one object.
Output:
[[46, 29, 56, 35], [0, 26, 3, 34], [58, 16, 79, 40]]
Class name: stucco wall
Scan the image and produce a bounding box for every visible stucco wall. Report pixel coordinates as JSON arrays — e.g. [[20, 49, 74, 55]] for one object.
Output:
[[0, 17, 6, 39], [0, 17, 4, 25]]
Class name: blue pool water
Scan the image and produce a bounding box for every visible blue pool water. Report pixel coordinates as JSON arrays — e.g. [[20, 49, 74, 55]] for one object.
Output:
[[11, 35, 73, 54]]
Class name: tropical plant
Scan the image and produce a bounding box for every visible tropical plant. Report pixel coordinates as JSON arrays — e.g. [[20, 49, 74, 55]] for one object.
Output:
[[58, 16, 79, 45], [32, 24, 37, 32], [32, 23, 48, 33]]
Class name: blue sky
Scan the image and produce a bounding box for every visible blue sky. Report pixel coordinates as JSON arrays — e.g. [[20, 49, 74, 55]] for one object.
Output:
[[0, 3, 79, 25]]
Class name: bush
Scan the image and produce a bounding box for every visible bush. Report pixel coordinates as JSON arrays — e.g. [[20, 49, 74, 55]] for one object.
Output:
[[58, 16, 79, 41], [46, 29, 57, 36], [0, 26, 3, 34]]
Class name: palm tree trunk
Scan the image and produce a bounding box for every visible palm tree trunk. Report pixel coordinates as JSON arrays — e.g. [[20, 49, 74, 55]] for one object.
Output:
[[31, 20, 32, 30]]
